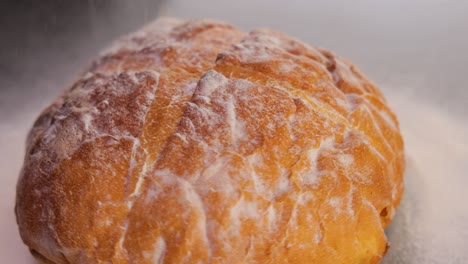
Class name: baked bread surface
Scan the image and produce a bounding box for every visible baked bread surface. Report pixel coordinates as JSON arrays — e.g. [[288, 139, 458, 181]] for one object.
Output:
[[16, 18, 404, 264]]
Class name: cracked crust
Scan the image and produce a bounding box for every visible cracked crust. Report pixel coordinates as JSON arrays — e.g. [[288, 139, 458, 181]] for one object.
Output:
[[16, 18, 404, 264]]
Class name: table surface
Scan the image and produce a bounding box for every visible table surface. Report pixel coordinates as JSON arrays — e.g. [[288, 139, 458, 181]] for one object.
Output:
[[1, 0, 467, 263]]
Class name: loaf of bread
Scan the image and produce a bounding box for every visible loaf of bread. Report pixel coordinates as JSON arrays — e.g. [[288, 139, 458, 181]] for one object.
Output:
[[16, 18, 404, 264]]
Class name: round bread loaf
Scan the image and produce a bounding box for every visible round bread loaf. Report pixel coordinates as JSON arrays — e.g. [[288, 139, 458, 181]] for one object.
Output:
[[16, 18, 404, 264]]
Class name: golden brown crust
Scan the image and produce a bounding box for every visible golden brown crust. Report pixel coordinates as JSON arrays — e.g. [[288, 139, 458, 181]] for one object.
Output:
[[16, 18, 404, 264]]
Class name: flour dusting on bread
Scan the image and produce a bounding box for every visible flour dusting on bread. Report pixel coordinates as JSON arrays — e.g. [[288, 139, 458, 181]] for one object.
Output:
[[16, 18, 404, 264]]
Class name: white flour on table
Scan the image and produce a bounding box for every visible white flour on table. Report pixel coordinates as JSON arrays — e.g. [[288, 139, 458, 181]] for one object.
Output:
[[382, 91, 468, 264]]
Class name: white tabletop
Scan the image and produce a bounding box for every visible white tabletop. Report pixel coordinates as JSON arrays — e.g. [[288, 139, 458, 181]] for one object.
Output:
[[1, 0, 467, 263]]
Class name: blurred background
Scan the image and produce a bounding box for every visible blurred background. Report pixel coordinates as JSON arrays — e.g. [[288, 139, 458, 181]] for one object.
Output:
[[1, 0, 467, 263]]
